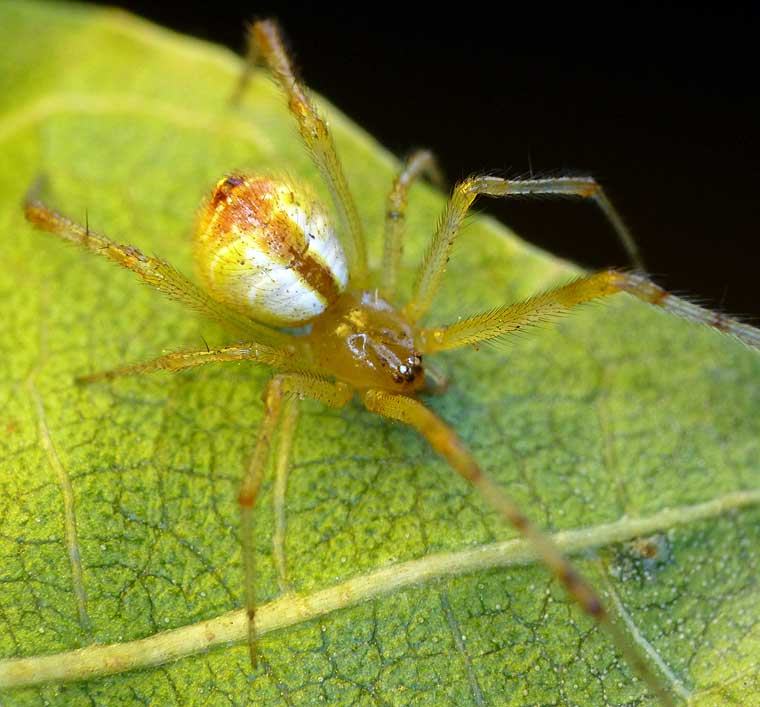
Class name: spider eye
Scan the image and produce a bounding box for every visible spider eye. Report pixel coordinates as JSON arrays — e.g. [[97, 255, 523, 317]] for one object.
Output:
[[395, 354, 423, 383]]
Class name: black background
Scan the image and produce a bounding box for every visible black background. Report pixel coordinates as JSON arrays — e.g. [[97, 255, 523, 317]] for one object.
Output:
[[79, 2, 759, 319]]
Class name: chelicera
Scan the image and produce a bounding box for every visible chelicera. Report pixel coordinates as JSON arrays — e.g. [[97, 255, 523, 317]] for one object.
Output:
[[23, 20, 760, 705]]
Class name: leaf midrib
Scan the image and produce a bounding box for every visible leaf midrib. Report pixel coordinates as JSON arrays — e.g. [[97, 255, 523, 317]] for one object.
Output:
[[1, 486, 757, 690]]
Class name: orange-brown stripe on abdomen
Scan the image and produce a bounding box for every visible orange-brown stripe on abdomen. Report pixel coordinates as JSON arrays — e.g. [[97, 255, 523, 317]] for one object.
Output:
[[294, 252, 340, 304], [262, 211, 340, 305]]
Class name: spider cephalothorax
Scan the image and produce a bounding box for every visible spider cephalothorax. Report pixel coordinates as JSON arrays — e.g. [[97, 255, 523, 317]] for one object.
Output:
[[309, 289, 426, 393], [23, 17, 760, 706]]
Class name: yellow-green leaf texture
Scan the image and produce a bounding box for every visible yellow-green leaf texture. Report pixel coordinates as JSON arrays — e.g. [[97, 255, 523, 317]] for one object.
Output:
[[1, 2, 759, 705]]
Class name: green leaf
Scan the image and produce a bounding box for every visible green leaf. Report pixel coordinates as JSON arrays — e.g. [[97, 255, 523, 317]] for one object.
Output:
[[1, 2, 759, 705]]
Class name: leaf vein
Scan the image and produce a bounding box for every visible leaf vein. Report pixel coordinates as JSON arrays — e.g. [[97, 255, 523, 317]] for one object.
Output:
[[1, 487, 758, 688]]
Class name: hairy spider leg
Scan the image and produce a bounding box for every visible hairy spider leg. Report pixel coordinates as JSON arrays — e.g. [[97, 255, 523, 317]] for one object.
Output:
[[273, 397, 299, 594], [24, 199, 291, 349], [381, 149, 444, 300], [404, 175, 645, 323], [238, 375, 353, 667], [235, 20, 368, 285], [74, 343, 302, 384], [418, 269, 760, 353], [361, 389, 677, 707]]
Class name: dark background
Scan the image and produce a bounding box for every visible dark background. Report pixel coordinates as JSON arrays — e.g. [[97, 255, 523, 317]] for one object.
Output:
[[80, 2, 759, 319]]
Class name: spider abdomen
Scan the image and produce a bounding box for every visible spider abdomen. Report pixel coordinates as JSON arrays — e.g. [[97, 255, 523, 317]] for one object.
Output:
[[194, 174, 348, 326]]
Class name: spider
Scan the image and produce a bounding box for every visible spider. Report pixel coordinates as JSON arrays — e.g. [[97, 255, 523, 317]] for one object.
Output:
[[23, 19, 760, 706]]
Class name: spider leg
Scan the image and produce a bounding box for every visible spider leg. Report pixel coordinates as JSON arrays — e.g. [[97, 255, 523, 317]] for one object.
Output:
[[404, 175, 643, 323], [361, 389, 676, 707], [272, 397, 299, 594], [24, 198, 291, 348], [381, 149, 444, 300], [76, 342, 304, 384], [234, 20, 368, 285], [492, 176, 645, 268], [239, 375, 353, 667], [417, 269, 760, 353]]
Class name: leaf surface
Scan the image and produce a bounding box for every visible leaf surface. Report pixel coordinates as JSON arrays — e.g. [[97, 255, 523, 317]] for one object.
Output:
[[1, 2, 759, 705]]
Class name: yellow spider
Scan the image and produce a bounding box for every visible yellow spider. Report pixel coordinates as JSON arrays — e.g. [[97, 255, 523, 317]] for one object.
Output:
[[23, 20, 760, 705]]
